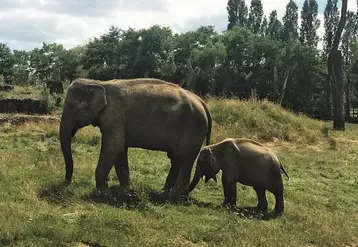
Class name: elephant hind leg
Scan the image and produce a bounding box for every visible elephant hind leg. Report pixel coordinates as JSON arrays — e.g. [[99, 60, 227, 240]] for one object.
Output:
[[163, 152, 180, 192], [253, 186, 268, 212], [171, 151, 199, 199], [114, 148, 130, 188], [272, 184, 284, 216]]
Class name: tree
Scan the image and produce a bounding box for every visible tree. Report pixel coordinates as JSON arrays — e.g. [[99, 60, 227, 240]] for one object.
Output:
[[82, 26, 124, 80], [227, 0, 248, 30], [299, 0, 320, 47], [247, 0, 264, 34], [324, 0, 340, 54], [60, 45, 86, 82], [29, 42, 67, 82], [282, 0, 299, 42], [190, 36, 226, 94], [133, 25, 173, 78], [328, 0, 348, 131], [12, 50, 31, 84], [283, 43, 323, 115], [267, 10, 283, 40], [341, 11, 358, 119], [0, 43, 15, 84], [323, 0, 340, 118], [172, 26, 217, 86], [260, 16, 268, 36]]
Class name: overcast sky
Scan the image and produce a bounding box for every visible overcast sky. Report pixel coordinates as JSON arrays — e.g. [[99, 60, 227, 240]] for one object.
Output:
[[0, 0, 356, 51]]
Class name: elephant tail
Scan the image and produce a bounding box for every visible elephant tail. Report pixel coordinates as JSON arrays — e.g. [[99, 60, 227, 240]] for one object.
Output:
[[276, 156, 290, 182], [280, 163, 290, 182], [202, 101, 212, 146]]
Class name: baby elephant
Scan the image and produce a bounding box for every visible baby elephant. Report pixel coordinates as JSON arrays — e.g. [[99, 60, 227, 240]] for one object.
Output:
[[188, 138, 290, 215]]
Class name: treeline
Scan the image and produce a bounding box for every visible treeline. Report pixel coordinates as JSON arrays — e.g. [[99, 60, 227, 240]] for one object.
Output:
[[0, 0, 358, 119]]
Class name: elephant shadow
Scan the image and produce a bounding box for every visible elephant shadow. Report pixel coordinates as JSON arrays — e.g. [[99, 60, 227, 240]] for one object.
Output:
[[38, 183, 281, 220], [38, 180, 144, 210], [38, 181, 76, 205], [190, 198, 280, 221], [147, 189, 193, 206], [230, 206, 280, 220], [82, 185, 144, 210]]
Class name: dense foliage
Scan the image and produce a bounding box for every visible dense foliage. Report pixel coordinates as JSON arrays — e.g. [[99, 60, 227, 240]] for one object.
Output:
[[0, 0, 358, 119]]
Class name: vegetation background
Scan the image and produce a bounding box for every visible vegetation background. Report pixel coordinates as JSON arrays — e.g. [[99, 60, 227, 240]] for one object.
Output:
[[0, 0, 358, 120]]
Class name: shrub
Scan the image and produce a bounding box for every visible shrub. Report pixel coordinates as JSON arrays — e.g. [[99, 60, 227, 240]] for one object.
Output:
[[39, 87, 57, 113]]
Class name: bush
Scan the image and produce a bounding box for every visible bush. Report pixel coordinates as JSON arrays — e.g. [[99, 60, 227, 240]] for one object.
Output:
[[39, 87, 57, 113]]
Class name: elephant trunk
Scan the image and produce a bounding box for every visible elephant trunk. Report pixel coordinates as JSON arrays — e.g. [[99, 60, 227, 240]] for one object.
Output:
[[59, 112, 77, 184], [188, 166, 203, 192]]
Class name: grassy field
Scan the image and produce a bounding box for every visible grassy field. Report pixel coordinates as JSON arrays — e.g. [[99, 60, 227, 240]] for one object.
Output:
[[1, 98, 358, 247]]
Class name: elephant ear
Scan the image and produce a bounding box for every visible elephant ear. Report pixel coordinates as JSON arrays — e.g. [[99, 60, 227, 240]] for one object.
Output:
[[207, 148, 217, 169], [225, 141, 241, 166], [86, 84, 108, 117], [204, 147, 218, 183]]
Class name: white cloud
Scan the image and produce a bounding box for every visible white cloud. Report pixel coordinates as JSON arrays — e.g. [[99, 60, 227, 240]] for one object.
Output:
[[0, 0, 356, 51]]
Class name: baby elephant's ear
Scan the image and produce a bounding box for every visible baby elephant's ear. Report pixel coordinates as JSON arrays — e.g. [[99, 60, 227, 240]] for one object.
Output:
[[207, 147, 216, 163]]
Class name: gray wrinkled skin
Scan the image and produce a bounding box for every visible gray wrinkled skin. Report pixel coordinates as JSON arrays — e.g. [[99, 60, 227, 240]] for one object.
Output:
[[59, 77, 212, 200], [189, 138, 290, 215]]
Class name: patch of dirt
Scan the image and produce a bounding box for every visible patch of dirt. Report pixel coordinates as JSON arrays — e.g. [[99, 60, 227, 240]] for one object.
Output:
[[0, 98, 48, 114]]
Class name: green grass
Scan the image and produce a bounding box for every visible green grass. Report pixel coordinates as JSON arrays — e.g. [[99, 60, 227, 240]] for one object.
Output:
[[0, 85, 44, 100], [1, 98, 358, 247]]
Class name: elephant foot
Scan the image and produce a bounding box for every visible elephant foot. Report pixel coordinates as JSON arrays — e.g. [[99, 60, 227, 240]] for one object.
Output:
[[273, 196, 284, 216], [256, 203, 268, 212], [64, 177, 72, 186], [94, 185, 110, 198], [168, 186, 190, 204], [118, 183, 131, 191], [148, 186, 191, 205], [273, 207, 284, 217], [221, 201, 238, 211]]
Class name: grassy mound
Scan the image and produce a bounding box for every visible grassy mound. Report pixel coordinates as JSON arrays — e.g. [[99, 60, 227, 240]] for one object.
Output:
[[207, 97, 324, 144]]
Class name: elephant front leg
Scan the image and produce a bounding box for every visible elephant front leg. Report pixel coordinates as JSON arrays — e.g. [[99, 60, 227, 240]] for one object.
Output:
[[114, 148, 130, 188], [95, 133, 124, 196], [222, 173, 237, 210]]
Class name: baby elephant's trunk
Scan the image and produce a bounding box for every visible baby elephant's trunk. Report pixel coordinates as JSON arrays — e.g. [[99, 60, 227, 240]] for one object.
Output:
[[188, 166, 203, 192]]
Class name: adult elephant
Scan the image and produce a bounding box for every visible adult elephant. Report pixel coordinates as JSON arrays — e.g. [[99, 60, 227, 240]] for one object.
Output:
[[59, 77, 212, 200]]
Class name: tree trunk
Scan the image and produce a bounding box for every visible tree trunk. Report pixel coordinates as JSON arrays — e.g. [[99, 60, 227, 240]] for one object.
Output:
[[328, 0, 347, 131], [179, 57, 201, 92], [346, 75, 351, 120], [329, 50, 345, 130], [278, 31, 293, 105], [144, 70, 149, 78], [325, 74, 332, 119], [279, 71, 290, 105]]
